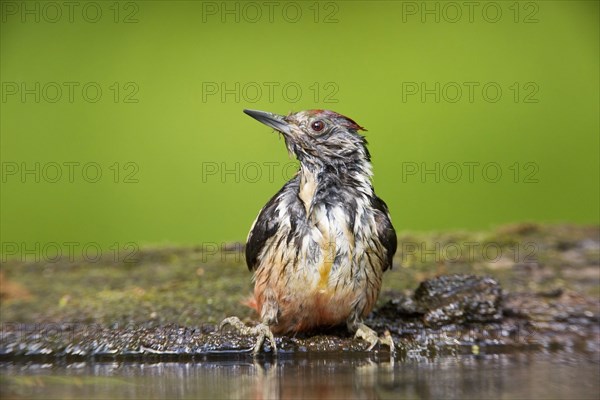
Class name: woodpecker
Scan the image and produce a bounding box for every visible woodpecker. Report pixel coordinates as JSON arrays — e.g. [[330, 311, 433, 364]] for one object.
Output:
[[220, 109, 397, 354]]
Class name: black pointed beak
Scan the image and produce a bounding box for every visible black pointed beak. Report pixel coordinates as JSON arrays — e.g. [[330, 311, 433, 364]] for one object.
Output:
[[243, 109, 292, 136]]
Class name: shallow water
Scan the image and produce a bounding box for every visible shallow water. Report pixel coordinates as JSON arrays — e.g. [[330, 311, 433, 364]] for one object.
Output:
[[1, 353, 598, 400]]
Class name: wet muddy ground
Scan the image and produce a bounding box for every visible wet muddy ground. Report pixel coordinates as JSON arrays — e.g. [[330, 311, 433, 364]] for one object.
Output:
[[1, 224, 598, 360]]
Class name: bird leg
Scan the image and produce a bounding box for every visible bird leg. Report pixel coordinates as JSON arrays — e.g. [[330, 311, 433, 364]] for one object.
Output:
[[219, 289, 279, 354], [353, 322, 396, 354], [219, 316, 277, 355]]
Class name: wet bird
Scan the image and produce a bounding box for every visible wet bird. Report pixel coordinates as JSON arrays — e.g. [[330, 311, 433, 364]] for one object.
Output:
[[220, 109, 397, 354]]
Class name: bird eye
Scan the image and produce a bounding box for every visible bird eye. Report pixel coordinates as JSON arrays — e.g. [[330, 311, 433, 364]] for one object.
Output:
[[311, 120, 325, 132]]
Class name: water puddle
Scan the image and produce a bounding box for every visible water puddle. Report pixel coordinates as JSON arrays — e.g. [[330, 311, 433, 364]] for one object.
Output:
[[1, 352, 598, 399]]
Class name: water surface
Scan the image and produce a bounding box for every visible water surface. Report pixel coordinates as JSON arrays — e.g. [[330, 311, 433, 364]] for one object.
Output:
[[2, 353, 598, 399]]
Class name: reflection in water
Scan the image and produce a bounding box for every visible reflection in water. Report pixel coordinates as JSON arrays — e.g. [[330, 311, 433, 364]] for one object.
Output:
[[1, 353, 598, 399]]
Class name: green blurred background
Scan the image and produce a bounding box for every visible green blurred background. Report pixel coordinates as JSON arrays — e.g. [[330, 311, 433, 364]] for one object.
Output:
[[1, 1, 598, 255]]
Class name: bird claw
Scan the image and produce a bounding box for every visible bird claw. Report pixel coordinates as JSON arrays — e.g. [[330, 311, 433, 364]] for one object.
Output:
[[354, 323, 395, 354], [219, 316, 277, 355]]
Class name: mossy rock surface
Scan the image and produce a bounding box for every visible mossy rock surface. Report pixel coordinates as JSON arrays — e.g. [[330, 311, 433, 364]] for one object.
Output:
[[1, 224, 598, 360]]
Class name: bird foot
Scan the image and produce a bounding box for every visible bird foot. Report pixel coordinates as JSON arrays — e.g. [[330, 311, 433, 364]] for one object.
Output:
[[219, 316, 277, 355], [354, 323, 395, 354]]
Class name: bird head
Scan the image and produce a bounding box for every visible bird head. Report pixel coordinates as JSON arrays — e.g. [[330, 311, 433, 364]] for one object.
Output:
[[244, 109, 371, 169]]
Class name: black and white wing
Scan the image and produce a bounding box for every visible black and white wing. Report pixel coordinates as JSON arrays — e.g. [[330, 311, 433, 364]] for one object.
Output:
[[371, 195, 397, 271], [245, 177, 300, 271]]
